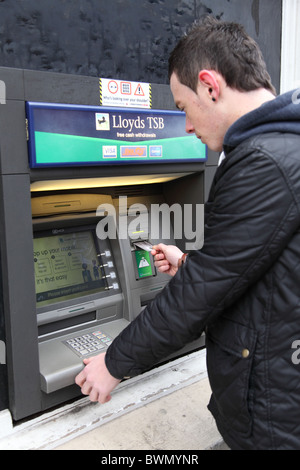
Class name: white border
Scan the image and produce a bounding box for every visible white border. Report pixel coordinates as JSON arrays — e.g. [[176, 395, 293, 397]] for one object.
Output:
[[280, 0, 300, 93]]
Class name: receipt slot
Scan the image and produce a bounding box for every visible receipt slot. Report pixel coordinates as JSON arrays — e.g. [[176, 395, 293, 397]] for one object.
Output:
[[0, 67, 218, 420]]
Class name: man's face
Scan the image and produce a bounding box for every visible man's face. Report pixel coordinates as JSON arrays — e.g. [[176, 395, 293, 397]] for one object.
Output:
[[170, 72, 225, 152]]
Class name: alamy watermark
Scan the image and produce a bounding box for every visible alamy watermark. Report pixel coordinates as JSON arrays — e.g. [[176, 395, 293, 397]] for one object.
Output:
[[291, 340, 300, 364], [95, 196, 204, 251], [0, 80, 6, 104]]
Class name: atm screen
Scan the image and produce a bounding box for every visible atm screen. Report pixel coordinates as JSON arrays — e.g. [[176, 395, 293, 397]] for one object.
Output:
[[33, 228, 108, 307]]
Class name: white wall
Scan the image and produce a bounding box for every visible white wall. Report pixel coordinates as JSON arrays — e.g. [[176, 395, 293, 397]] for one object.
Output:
[[281, 0, 300, 93]]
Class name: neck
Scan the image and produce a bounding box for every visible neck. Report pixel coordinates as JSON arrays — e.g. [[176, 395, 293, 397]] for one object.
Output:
[[225, 87, 276, 126]]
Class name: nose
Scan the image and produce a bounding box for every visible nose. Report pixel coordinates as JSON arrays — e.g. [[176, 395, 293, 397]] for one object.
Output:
[[185, 115, 195, 134]]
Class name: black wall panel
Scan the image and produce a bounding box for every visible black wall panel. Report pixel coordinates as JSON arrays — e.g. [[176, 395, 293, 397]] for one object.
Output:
[[0, 0, 282, 92]]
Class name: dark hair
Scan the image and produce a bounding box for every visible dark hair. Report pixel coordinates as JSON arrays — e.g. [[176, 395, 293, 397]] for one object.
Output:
[[168, 16, 276, 95]]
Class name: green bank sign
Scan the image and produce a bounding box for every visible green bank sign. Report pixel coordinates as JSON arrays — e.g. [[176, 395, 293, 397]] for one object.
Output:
[[26, 102, 207, 168]]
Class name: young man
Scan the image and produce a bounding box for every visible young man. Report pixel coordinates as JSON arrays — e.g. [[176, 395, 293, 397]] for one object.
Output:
[[76, 17, 300, 449]]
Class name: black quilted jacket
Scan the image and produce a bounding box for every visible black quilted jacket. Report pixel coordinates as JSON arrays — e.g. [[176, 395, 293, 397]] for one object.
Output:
[[106, 90, 300, 449]]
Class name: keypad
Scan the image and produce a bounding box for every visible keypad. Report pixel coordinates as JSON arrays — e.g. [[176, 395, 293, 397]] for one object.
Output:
[[64, 330, 113, 357]]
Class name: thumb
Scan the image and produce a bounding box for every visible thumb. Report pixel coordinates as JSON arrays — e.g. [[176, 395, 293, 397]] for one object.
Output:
[[83, 357, 93, 365], [153, 243, 167, 253]]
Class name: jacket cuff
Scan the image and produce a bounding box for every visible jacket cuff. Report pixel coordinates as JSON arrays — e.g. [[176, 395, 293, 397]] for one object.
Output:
[[105, 344, 131, 380]]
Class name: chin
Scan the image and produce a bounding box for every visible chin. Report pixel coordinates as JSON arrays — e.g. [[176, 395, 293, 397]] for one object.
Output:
[[207, 143, 223, 153]]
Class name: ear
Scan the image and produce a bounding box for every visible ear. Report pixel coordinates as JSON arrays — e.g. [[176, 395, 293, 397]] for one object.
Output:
[[198, 70, 220, 101]]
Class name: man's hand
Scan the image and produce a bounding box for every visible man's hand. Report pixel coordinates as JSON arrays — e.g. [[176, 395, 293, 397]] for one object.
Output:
[[75, 352, 121, 404], [151, 243, 184, 277]]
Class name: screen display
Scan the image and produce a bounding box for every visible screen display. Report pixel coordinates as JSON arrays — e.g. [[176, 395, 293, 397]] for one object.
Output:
[[134, 249, 154, 279], [33, 230, 107, 307]]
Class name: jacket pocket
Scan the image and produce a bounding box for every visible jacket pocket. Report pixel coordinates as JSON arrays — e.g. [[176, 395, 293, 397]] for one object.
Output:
[[206, 318, 257, 436]]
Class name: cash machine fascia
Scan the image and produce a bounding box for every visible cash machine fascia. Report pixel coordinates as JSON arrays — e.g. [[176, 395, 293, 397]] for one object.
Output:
[[0, 66, 219, 420]]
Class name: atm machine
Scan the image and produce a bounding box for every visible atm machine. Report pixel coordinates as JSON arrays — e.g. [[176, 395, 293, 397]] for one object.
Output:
[[0, 67, 218, 421]]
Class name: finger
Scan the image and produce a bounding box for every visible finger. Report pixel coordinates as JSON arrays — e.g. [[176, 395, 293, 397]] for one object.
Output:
[[154, 258, 169, 268], [75, 371, 86, 387], [104, 394, 112, 403], [89, 388, 99, 402], [157, 264, 171, 273], [81, 382, 92, 396], [154, 252, 165, 261], [98, 393, 112, 405]]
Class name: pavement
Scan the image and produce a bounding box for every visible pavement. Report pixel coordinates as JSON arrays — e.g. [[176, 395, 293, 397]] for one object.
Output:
[[0, 349, 229, 451]]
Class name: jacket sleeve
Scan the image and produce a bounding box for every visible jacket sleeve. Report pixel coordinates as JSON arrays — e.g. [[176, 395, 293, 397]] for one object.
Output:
[[106, 144, 300, 379]]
